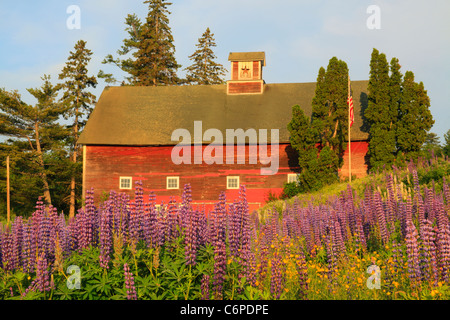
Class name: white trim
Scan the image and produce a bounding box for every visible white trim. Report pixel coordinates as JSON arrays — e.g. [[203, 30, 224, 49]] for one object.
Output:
[[227, 176, 240, 189], [166, 176, 180, 190], [119, 176, 133, 190]]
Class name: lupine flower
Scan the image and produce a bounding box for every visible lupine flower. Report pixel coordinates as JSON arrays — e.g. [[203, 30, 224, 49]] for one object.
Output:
[[123, 263, 137, 300], [270, 253, 284, 299], [36, 252, 51, 292], [201, 274, 210, 300], [405, 220, 421, 288], [212, 239, 226, 299], [99, 202, 113, 268]]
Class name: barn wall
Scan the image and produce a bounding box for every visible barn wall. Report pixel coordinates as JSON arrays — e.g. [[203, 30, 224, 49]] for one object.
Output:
[[83, 141, 367, 211]]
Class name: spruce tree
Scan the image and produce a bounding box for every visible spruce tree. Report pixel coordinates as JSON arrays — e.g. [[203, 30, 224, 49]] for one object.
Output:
[[366, 48, 397, 169], [397, 71, 434, 159], [99, 0, 181, 86], [0, 76, 68, 205], [184, 27, 227, 85], [58, 40, 97, 218]]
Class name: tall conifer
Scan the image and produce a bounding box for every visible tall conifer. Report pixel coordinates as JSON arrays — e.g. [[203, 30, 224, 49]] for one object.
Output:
[[184, 28, 227, 85], [366, 48, 396, 169], [58, 40, 97, 218]]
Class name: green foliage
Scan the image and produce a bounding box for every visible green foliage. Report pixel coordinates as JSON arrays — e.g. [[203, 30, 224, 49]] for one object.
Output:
[[366, 49, 397, 169], [287, 56, 349, 195], [397, 71, 434, 159], [99, 0, 181, 86], [0, 76, 68, 206], [184, 27, 227, 85], [444, 129, 450, 157]]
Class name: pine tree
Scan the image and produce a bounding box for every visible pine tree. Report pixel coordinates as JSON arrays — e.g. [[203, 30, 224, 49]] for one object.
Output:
[[184, 28, 227, 85], [0, 76, 68, 205], [366, 48, 397, 169], [99, 0, 181, 86], [99, 14, 143, 85], [397, 71, 434, 159], [58, 40, 97, 218]]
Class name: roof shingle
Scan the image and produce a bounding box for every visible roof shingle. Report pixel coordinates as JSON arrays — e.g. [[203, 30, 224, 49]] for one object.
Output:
[[78, 81, 369, 146]]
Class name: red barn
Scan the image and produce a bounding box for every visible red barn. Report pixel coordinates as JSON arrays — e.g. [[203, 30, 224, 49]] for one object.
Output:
[[78, 52, 369, 211]]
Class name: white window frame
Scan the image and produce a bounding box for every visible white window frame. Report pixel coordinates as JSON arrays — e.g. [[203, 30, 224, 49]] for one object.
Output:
[[166, 176, 180, 190], [119, 176, 132, 190], [287, 174, 299, 184], [227, 176, 240, 189]]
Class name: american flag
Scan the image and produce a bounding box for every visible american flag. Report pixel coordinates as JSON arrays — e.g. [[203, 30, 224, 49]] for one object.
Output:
[[348, 93, 354, 127]]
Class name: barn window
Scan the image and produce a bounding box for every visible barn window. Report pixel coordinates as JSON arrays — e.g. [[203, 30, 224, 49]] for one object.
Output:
[[287, 174, 299, 184], [119, 176, 132, 190], [166, 176, 179, 190], [227, 176, 240, 189]]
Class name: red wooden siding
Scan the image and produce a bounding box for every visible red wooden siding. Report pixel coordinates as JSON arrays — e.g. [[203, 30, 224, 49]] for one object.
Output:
[[339, 141, 369, 178], [84, 141, 367, 211], [253, 61, 259, 79], [232, 62, 239, 80], [227, 81, 262, 94]]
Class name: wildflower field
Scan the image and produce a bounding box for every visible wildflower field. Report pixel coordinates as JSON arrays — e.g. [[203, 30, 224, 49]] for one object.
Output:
[[1, 158, 450, 300]]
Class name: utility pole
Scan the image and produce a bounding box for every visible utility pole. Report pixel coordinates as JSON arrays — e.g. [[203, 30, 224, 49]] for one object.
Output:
[[6, 155, 10, 225]]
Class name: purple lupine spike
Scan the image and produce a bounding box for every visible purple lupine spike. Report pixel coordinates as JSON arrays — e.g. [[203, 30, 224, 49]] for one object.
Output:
[[167, 197, 179, 242], [238, 189, 256, 287], [354, 207, 367, 253], [419, 218, 437, 284], [196, 208, 208, 248], [374, 191, 389, 245], [67, 216, 78, 253], [123, 263, 137, 300], [157, 202, 168, 246], [201, 274, 210, 300], [36, 251, 51, 292], [435, 198, 450, 282], [228, 202, 240, 257], [11, 216, 24, 271], [1, 228, 14, 271], [212, 239, 226, 300], [270, 253, 284, 300], [185, 208, 200, 266], [405, 220, 421, 288], [99, 201, 113, 268]]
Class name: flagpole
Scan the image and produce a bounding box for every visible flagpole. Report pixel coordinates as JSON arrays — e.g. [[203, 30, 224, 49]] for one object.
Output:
[[348, 75, 352, 184]]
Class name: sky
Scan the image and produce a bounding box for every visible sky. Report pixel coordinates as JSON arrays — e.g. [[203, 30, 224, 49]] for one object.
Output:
[[0, 0, 449, 140]]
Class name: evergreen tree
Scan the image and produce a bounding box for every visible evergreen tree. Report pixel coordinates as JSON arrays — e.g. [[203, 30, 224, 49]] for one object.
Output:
[[421, 132, 442, 158], [311, 57, 349, 165], [99, 0, 181, 86], [184, 27, 227, 85], [99, 14, 143, 85], [366, 48, 397, 169], [0, 76, 68, 205], [443, 129, 450, 157], [58, 40, 97, 218], [287, 104, 339, 192], [397, 71, 434, 159]]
